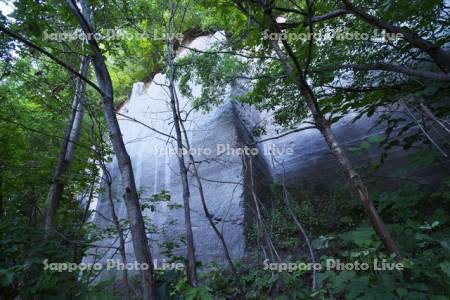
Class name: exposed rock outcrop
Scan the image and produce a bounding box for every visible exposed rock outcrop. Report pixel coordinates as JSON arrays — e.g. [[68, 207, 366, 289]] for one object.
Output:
[[87, 33, 448, 269]]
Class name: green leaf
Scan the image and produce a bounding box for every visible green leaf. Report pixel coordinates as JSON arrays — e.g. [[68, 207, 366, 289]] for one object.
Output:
[[316, 271, 334, 287], [430, 296, 450, 300], [438, 238, 450, 251], [0, 268, 14, 287], [331, 271, 356, 293], [342, 226, 376, 247], [347, 276, 370, 299], [311, 235, 335, 249], [439, 261, 450, 278], [367, 135, 385, 144], [396, 287, 408, 297]]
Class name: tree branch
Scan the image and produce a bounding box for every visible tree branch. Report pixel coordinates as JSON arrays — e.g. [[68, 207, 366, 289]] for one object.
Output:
[[341, 0, 450, 72], [252, 126, 317, 145], [278, 9, 348, 29], [0, 24, 103, 95], [321, 63, 450, 81]]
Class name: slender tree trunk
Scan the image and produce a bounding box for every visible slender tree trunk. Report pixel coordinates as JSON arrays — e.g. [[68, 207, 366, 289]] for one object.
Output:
[[44, 56, 89, 234], [341, 0, 450, 72], [0, 160, 3, 216], [102, 165, 131, 300], [281, 184, 316, 290], [176, 92, 244, 296], [66, 1, 157, 298], [314, 112, 402, 258], [247, 157, 281, 263], [73, 161, 97, 261], [166, 0, 198, 286], [254, 3, 402, 259], [276, 43, 401, 259]]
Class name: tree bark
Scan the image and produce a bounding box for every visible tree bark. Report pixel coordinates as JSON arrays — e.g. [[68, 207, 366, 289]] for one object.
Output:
[[66, 1, 157, 298], [177, 89, 244, 293], [251, 1, 403, 259], [0, 160, 3, 216], [102, 164, 131, 300], [44, 56, 89, 234], [274, 40, 401, 259], [167, 0, 198, 286]]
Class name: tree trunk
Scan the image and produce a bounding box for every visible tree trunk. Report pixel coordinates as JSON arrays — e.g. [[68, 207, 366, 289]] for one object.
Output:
[[313, 109, 402, 259], [66, 1, 157, 298], [103, 165, 131, 300], [259, 4, 402, 259], [178, 89, 242, 291], [166, 0, 198, 286], [0, 160, 3, 216], [44, 56, 89, 234], [280, 46, 401, 259]]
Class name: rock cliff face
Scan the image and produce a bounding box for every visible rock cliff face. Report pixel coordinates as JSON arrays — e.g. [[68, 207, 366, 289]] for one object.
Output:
[[90, 33, 273, 265], [88, 33, 445, 266]]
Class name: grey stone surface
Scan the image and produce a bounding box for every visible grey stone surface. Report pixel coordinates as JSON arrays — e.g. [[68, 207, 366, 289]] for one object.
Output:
[[87, 34, 272, 267], [87, 33, 448, 270]]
